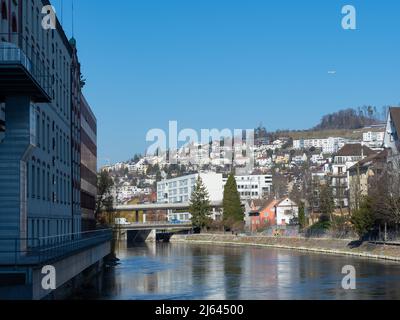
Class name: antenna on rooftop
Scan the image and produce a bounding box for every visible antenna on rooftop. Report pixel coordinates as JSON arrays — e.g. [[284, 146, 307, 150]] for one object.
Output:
[[60, 0, 63, 24], [71, 0, 75, 37]]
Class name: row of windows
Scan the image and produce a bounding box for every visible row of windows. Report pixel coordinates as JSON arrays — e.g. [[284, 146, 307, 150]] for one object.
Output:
[[0, 1, 72, 119], [240, 192, 259, 197], [168, 196, 189, 203], [35, 107, 70, 165], [28, 160, 71, 206], [237, 185, 260, 190], [0, 1, 17, 32], [29, 218, 72, 241], [28, 217, 82, 244], [24, 0, 71, 118]]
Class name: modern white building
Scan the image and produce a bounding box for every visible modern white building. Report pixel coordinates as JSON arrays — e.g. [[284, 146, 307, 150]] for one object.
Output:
[[293, 137, 347, 154], [157, 172, 224, 204], [223, 175, 273, 200]]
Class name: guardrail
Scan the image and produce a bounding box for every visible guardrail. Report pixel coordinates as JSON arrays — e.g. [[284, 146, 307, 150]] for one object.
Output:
[[115, 221, 192, 227], [127, 221, 191, 225], [0, 229, 112, 266]]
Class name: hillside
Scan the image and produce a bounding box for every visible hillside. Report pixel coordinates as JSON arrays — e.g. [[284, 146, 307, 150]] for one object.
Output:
[[259, 107, 388, 142], [313, 107, 385, 131], [278, 127, 384, 141]]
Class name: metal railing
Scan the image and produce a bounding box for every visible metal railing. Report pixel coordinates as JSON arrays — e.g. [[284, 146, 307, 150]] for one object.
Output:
[[0, 33, 51, 97], [127, 221, 191, 225], [0, 229, 112, 266]]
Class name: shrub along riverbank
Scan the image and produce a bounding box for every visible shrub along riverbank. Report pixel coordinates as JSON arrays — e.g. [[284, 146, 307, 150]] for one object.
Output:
[[170, 234, 400, 262]]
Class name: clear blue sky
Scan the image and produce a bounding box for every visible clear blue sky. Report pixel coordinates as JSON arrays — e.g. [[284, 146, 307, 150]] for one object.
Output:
[[53, 0, 400, 166]]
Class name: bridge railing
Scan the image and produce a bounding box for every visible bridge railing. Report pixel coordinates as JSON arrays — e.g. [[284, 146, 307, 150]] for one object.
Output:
[[0, 229, 112, 266], [116, 221, 192, 227]]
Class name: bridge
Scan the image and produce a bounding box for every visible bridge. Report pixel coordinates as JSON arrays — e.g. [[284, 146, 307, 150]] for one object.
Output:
[[114, 222, 193, 242], [115, 201, 222, 212], [114, 201, 223, 224], [118, 221, 193, 231]]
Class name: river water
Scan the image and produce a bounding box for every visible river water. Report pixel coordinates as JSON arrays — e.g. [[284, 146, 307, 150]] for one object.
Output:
[[85, 242, 400, 300]]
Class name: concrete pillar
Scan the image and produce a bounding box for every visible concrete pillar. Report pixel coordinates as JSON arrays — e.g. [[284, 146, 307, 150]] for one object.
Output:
[[143, 211, 147, 223], [146, 229, 157, 242]]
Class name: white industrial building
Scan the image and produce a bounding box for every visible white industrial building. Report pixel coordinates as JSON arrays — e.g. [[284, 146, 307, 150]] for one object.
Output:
[[222, 174, 273, 200], [157, 172, 224, 204]]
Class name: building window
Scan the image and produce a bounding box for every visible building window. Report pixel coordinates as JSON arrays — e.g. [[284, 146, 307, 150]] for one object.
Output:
[[36, 113, 40, 147], [31, 163, 35, 198], [47, 171, 51, 201], [47, 122, 50, 152], [37, 166, 40, 200], [42, 168, 45, 201], [42, 116, 45, 151], [11, 13, 17, 32], [1, 1, 7, 20]]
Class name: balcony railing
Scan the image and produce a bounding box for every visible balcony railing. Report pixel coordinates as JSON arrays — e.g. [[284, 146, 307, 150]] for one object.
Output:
[[0, 33, 51, 102], [0, 229, 112, 266]]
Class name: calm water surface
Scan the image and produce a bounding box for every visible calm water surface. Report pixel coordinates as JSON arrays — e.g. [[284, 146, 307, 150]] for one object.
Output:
[[89, 242, 400, 300]]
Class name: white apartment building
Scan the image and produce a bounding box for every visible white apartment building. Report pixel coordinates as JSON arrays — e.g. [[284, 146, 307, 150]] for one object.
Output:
[[363, 131, 384, 148], [293, 137, 347, 154], [157, 172, 224, 204], [223, 175, 273, 200]]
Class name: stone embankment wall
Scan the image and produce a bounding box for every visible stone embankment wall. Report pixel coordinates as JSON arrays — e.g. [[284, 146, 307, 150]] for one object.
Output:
[[170, 234, 400, 262]]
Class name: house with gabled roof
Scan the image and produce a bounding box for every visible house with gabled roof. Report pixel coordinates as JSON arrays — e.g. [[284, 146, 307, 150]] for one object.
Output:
[[383, 107, 400, 165], [348, 149, 388, 210], [330, 143, 377, 209], [245, 197, 299, 231]]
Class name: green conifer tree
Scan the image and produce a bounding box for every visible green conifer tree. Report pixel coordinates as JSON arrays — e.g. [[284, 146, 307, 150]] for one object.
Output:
[[189, 177, 211, 231], [223, 174, 244, 230]]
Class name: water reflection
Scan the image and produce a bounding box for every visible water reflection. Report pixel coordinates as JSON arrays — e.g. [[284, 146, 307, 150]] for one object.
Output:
[[91, 242, 400, 300]]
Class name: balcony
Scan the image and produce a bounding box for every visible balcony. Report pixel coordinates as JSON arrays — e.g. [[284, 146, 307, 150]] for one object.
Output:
[[0, 36, 51, 103]]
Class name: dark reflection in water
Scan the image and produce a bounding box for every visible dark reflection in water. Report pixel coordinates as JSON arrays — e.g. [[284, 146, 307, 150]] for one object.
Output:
[[84, 242, 400, 300]]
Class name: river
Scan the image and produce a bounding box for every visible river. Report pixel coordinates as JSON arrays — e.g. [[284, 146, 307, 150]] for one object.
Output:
[[82, 242, 400, 300]]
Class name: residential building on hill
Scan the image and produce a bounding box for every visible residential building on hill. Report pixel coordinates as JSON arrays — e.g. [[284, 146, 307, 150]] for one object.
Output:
[[348, 149, 388, 210], [363, 131, 384, 149], [293, 137, 347, 154], [383, 107, 400, 165], [330, 144, 376, 209]]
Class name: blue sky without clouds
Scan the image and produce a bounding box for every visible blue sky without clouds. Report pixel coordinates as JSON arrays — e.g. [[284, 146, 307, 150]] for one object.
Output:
[[52, 0, 400, 166]]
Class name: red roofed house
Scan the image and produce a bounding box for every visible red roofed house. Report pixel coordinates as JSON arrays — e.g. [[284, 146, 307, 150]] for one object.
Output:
[[247, 198, 298, 231]]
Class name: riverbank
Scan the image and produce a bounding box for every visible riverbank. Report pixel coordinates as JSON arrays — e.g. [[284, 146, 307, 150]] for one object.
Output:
[[170, 234, 400, 262]]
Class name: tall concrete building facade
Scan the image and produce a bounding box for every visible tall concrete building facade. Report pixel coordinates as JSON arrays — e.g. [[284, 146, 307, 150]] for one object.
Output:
[[0, 0, 88, 245], [80, 94, 97, 231]]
